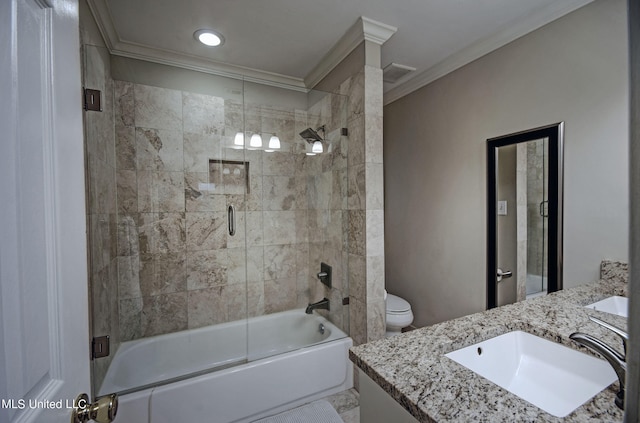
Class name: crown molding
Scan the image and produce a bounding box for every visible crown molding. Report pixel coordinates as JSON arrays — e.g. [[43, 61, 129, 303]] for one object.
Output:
[[304, 17, 397, 89], [86, 0, 307, 91], [383, 0, 594, 105]]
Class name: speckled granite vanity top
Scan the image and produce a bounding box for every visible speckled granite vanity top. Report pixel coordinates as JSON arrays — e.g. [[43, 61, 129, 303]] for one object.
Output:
[[350, 263, 628, 422]]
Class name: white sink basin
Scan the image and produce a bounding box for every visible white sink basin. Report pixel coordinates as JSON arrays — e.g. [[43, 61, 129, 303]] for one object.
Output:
[[445, 331, 616, 417], [585, 296, 628, 318]]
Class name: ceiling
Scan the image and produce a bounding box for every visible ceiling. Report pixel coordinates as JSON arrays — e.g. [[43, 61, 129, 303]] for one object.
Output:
[[87, 0, 594, 104]]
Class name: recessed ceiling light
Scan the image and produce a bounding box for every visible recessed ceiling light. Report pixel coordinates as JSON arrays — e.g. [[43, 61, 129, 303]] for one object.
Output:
[[194, 29, 225, 47]]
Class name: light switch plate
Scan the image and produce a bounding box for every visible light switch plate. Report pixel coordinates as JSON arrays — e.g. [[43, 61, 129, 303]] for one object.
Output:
[[497, 200, 507, 215]]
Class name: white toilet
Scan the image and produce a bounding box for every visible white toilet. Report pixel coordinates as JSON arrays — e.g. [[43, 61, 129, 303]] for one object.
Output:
[[384, 290, 414, 337]]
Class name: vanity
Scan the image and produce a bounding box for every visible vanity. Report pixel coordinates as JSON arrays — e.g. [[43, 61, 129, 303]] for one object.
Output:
[[349, 262, 628, 422]]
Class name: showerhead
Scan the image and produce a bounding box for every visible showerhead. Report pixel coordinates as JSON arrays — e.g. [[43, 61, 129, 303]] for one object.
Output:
[[299, 127, 324, 142]]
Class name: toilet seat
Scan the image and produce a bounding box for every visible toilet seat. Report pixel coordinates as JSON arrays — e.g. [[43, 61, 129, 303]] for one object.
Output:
[[386, 294, 410, 314]]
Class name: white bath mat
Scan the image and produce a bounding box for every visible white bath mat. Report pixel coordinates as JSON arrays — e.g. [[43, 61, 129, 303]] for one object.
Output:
[[251, 400, 343, 423]]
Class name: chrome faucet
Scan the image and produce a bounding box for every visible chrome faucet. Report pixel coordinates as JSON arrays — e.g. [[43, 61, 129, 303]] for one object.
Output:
[[306, 298, 330, 314], [570, 315, 628, 410]]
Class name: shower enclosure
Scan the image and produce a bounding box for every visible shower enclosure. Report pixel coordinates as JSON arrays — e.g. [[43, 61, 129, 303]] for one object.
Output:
[[82, 44, 350, 398]]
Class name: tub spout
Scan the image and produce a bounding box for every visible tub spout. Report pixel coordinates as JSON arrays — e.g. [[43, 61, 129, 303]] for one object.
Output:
[[306, 298, 330, 314]]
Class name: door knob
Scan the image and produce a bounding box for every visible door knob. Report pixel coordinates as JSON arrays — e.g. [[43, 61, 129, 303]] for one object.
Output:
[[71, 393, 118, 423], [497, 268, 513, 282]]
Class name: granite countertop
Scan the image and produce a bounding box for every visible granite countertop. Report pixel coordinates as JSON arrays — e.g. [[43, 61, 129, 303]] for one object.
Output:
[[350, 265, 628, 422]]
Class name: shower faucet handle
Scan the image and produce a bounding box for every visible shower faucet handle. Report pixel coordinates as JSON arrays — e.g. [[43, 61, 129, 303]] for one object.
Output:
[[317, 263, 332, 288]]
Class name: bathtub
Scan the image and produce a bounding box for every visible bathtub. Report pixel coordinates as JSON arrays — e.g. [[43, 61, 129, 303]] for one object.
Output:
[[102, 309, 353, 423]]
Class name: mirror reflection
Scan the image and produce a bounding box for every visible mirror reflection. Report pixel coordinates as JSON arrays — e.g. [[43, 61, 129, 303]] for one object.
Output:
[[487, 124, 564, 309]]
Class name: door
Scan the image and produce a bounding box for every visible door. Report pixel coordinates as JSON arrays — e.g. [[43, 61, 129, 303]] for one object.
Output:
[[0, 1, 91, 422]]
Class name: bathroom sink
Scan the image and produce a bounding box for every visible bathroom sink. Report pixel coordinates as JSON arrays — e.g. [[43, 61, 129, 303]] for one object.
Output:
[[445, 331, 616, 417], [584, 296, 628, 318]]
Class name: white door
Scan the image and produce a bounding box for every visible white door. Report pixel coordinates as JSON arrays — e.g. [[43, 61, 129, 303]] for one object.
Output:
[[0, 0, 92, 422]]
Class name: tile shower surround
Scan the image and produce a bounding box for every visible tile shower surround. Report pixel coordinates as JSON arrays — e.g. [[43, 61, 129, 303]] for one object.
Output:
[[111, 81, 350, 342]]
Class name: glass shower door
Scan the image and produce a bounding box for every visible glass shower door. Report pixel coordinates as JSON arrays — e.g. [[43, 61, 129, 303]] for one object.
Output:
[[83, 42, 252, 397]]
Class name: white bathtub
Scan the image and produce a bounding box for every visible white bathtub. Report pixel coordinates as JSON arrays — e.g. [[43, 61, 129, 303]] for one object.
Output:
[[102, 309, 353, 423]]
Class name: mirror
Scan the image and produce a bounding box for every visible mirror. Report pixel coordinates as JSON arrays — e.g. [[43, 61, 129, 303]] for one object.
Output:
[[487, 123, 564, 309]]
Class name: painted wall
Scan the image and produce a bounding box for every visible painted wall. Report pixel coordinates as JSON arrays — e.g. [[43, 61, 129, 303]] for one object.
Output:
[[384, 0, 628, 327]]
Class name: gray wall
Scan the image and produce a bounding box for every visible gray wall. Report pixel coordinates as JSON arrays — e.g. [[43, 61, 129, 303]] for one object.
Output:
[[384, 0, 629, 327]]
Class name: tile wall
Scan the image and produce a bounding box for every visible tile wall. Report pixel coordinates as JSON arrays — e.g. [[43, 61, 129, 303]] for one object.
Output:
[[111, 81, 349, 341]]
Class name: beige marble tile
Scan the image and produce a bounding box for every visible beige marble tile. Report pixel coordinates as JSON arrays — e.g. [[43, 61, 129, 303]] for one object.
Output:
[[366, 255, 385, 302], [228, 246, 264, 284], [347, 117, 365, 168], [187, 286, 226, 328], [344, 71, 364, 122], [136, 127, 184, 171], [185, 212, 227, 251], [116, 170, 137, 214], [263, 151, 298, 176], [246, 281, 266, 318], [117, 255, 141, 299], [114, 80, 135, 127], [209, 159, 249, 196], [182, 92, 225, 136], [365, 210, 384, 257], [263, 211, 297, 245], [364, 115, 383, 164], [349, 296, 367, 346], [138, 252, 186, 297], [348, 210, 365, 256], [119, 297, 142, 341], [140, 292, 188, 337], [244, 211, 264, 247], [363, 66, 383, 118], [134, 84, 182, 131], [347, 164, 365, 210], [295, 210, 309, 244], [264, 244, 297, 280], [184, 172, 227, 212], [366, 298, 385, 342], [117, 214, 139, 257], [365, 163, 383, 210], [184, 132, 223, 172], [140, 171, 185, 213], [348, 254, 366, 301], [324, 388, 359, 415], [264, 278, 297, 314], [186, 249, 228, 290], [115, 125, 136, 170], [263, 176, 298, 211], [91, 267, 114, 335], [137, 212, 185, 254]]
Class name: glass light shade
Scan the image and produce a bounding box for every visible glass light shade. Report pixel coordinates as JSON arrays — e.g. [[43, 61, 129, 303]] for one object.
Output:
[[234, 132, 244, 146], [249, 133, 262, 148], [311, 141, 323, 154], [268, 135, 281, 150]]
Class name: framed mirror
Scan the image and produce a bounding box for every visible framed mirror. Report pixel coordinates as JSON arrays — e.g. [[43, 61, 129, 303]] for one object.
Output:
[[487, 123, 564, 309]]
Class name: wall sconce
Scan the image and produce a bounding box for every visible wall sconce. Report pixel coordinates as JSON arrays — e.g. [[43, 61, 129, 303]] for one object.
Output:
[[311, 141, 323, 154], [233, 132, 245, 148], [249, 133, 262, 148], [265, 135, 281, 153]]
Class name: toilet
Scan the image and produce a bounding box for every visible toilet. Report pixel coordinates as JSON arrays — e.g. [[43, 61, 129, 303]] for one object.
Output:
[[384, 290, 414, 337]]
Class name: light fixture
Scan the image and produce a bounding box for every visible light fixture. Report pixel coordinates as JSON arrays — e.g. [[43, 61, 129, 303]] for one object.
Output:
[[233, 132, 244, 147], [194, 29, 225, 47], [311, 141, 323, 154], [249, 133, 262, 148], [268, 135, 281, 150]]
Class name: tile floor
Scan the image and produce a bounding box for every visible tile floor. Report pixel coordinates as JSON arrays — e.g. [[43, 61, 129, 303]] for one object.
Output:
[[323, 388, 360, 423]]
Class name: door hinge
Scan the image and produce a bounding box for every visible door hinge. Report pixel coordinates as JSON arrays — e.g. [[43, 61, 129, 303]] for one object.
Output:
[[83, 88, 102, 112], [92, 335, 110, 359]]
